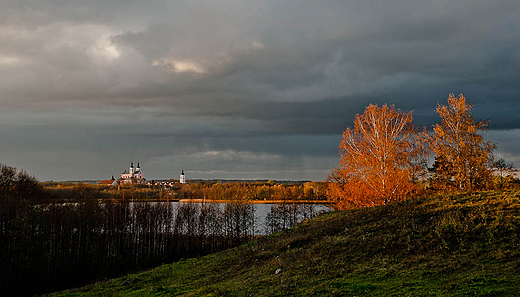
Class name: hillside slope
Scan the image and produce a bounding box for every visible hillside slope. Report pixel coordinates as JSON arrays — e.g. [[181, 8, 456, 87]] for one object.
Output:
[[50, 191, 520, 296]]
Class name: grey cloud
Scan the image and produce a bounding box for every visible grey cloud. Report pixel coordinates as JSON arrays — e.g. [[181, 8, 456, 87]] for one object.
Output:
[[1, 1, 520, 180]]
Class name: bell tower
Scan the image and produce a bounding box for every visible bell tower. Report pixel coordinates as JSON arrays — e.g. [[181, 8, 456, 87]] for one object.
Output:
[[180, 170, 186, 184]]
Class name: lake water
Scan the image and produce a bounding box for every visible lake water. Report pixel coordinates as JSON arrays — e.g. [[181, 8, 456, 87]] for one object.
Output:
[[138, 201, 331, 235], [57, 200, 332, 235], [212, 202, 327, 234]]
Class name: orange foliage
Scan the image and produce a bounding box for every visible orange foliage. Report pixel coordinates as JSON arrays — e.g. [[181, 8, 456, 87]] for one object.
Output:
[[328, 104, 428, 209], [432, 94, 495, 191]]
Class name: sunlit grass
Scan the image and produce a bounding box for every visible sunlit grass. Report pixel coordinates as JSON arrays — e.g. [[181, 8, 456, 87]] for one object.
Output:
[[49, 190, 520, 296]]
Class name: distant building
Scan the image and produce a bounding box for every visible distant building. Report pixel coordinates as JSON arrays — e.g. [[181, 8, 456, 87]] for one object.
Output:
[[180, 170, 186, 184], [121, 162, 145, 184], [99, 176, 117, 186]]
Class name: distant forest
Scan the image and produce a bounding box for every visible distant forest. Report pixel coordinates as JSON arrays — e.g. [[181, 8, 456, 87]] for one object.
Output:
[[43, 180, 329, 202]]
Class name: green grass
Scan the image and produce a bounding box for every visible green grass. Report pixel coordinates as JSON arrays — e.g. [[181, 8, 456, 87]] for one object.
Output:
[[48, 190, 520, 296]]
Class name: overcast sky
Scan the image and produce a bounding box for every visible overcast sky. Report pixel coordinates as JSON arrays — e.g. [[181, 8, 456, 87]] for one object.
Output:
[[1, 0, 519, 181]]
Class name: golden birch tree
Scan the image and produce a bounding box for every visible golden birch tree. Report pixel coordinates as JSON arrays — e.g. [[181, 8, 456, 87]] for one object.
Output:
[[432, 94, 495, 191], [328, 104, 428, 209]]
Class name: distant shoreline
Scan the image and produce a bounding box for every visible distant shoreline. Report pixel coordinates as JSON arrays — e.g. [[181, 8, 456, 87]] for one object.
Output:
[[178, 199, 331, 204], [88, 198, 332, 204]]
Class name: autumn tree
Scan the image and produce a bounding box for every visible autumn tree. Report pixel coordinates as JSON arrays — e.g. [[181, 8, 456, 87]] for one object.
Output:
[[327, 104, 428, 209], [432, 94, 496, 191]]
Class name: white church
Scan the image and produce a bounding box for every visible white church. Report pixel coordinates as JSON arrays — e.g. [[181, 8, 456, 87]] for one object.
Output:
[[120, 162, 145, 184], [119, 162, 187, 185]]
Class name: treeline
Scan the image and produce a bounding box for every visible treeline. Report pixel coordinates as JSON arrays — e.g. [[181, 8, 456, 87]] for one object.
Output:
[[175, 181, 328, 201], [45, 183, 161, 201], [43, 181, 329, 202]]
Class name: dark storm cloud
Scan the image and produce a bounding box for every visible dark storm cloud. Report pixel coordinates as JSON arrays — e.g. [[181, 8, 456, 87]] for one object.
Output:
[[1, 0, 520, 180]]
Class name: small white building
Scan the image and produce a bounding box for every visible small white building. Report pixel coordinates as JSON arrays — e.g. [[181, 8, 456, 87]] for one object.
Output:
[[180, 170, 186, 184], [121, 162, 145, 184]]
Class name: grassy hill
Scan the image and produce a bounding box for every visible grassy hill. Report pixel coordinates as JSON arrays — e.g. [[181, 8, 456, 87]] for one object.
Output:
[[49, 190, 520, 296]]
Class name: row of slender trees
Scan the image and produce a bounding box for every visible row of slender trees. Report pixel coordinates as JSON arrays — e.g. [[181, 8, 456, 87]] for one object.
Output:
[[264, 203, 325, 234], [328, 94, 515, 209]]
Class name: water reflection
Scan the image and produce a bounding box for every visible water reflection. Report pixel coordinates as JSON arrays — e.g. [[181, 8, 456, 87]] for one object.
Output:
[[160, 202, 330, 235]]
